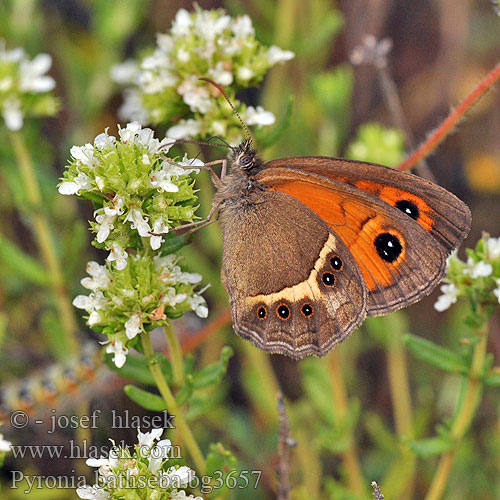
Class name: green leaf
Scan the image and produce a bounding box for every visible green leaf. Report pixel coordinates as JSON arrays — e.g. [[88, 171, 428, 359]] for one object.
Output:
[[409, 436, 454, 458], [295, 10, 344, 56], [0, 234, 51, 286], [484, 370, 500, 386], [41, 311, 71, 362], [124, 385, 166, 411], [161, 231, 190, 255], [176, 374, 194, 406], [205, 442, 238, 476], [404, 334, 469, 374], [255, 96, 294, 149], [104, 353, 172, 386], [193, 346, 234, 389], [346, 123, 405, 167]]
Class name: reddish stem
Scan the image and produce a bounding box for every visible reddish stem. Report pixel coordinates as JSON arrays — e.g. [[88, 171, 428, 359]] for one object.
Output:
[[398, 60, 500, 171]]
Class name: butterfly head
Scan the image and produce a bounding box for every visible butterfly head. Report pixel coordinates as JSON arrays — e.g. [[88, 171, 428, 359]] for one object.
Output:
[[231, 139, 263, 174]]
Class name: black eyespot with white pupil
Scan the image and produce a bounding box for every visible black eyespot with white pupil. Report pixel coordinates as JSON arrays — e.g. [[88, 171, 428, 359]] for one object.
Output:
[[257, 306, 267, 320], [322, 272, 336, 287], [301, 303, 313, 317], [395, 200, 420, 221], [330, 255, 343, 271], [375, 232, 403, 262], [277, 304, 290, 320]]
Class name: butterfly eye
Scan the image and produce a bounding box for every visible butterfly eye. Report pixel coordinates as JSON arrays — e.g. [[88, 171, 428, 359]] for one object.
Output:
[[239, 154, 253, 167]]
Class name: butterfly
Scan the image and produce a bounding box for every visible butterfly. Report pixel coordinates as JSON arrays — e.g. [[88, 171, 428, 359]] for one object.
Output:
[[182, 79, 471, 360]]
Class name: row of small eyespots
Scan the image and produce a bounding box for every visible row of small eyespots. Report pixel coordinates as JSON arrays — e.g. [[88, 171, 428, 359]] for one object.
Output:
[[255, 254, 345, 322], [257, 302, 315, 321]]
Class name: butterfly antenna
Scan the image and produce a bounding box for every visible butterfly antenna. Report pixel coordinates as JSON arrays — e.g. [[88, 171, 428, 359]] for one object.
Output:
[[199, 77, 254, 147], [169, 138, 232, 151]]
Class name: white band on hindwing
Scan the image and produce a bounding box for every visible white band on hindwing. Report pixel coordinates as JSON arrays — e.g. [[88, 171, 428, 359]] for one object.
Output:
[[245, 233, 338, 307]]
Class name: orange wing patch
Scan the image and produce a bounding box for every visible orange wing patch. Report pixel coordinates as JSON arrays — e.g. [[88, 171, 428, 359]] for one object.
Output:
[[267, 180, 405, 292], [353, 181, 434, 232]]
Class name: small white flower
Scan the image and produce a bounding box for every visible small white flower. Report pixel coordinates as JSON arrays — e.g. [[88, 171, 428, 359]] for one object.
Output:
[[124, 208, 152, 237], [94, 131, 116, 150], [107, 243, 128, 270], [150, 217, 170, 250], [486, 237, 500, 260], [0, 433, 11, 452], [71, 144, 98, 168], [150, 169, 180, 193], [167, 119, 202, 139], [19, 53, 56, 92], [237, 66, 254, 81], [94, 197, 124, 243], [110, 59, 139, 84], [163, 465, 195, 488], [76, 485, 110, 500], [244, 106, 275, 127], [494, 278, 500, 304], [106, 340, 128, 368], [81, 261, 110, 290], [172, 9, 193, 37], [434, 283, 459, 312], [137, 428, 164, 450], [58, 172, 92, 195], [180, 83, 213, 113], [177, 48, 190, 63], [161, 288, 188, 307], [232, 15, 255, 38], [125, 312, 142, 340], [266, 45, 295, 65], [467, 259, 493, 278], [118, 88, 149, 124], [2, 98, 23, 130], [148, 438, 172, 473], [208, 61, 233, 86], [189, 294, 208, 318]]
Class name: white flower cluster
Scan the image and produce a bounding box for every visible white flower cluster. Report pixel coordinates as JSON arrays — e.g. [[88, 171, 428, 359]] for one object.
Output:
[[73, 256, 208, 368], [434, 237, 500, 312], [112, 6, 293, 140], [0, 432, 11, 453], [0, 39, 56, 130], [59, 122, 202, 258], [77, 428, 202, 500]]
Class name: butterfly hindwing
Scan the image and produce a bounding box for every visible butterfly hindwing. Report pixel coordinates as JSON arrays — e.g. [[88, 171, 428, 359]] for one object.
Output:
[[219, 189, 367, 358]]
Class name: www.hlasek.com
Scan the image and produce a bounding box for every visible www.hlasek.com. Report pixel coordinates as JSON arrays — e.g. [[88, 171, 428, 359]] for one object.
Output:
[[9, 440, 184, 460], [11, 470, 263, 494]]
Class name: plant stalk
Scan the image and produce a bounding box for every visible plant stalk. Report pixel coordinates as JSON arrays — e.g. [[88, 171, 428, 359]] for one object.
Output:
[[398, 61, 500, 172], [142, 332, 206, 475], [164, 322, 185, 387], [424, 320, 489, 500], [328, 351, 366, 497], [8, 130, 79, 357]]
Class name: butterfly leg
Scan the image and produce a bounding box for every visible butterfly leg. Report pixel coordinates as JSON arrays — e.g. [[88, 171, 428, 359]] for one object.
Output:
[[170, 201, 222, 235], [163, 159, 225, 186], [198, 159, 228, 184]]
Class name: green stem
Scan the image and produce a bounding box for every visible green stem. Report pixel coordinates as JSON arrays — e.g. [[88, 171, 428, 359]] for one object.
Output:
[[8, 130, 79, 357], [424, 319, 489, 500], [142, 332, 206, 475], [328, 351, 366, 497], [385, 313, 416, 500], [164, 322, 185, 387]]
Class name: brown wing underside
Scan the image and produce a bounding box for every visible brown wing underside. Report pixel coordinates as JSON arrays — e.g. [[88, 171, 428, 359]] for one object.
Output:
[[219, 190, 367, 358]]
